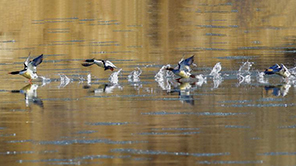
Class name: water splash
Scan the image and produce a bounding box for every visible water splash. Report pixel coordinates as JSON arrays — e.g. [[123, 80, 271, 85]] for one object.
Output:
[[87, 73, 91, 85], [257, 71, 268, 84], [209, 62, 222, 76], [209, 62, 223, 89], [289, 66, 296, 77], [237, 74, 251, 85], [283, 67, 296, 85], [237, 61, 253, 85], [238, 61, 253, 74], [194, 74, 207, 87], [58, 74, 71, 88], [78, 76, 85, 84], [39, 76, 51, 86], [213, 78, 223, 89], [155, 65, 174, 91], [128, 67, 142, 82], [109, 69, 122, 84]]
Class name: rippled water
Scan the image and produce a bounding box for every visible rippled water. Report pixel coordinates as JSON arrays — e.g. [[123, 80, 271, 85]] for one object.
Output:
[[1, 1, 296, 166]]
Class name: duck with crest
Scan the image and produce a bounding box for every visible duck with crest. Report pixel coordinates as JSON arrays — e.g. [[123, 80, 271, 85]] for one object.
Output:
[[82, 59, 117, 71], [9, 53, 43, 83]]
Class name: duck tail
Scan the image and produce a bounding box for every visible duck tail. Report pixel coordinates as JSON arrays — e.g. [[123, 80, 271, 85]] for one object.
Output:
[[11, 90, 21, 93], [8, 71, 20, 75], [85, 59, 95, 63], [81, 63, 94, 67]]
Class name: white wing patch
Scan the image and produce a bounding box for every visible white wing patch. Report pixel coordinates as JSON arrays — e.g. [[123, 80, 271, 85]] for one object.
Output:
[[94, 60, 105, 68], [105, 60, 117, 68], [24, 53, 31, 68]]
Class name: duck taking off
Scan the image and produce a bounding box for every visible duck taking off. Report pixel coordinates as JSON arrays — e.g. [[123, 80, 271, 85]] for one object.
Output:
[[264, 64, 291, 78], [9, 53, 43, 83], [82, 59, 117, 71], [166, 55, 195, 78]]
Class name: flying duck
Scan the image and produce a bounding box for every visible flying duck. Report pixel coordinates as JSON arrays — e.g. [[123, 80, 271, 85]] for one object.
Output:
[[82, 59, 117, 71], [9, 53, 43, 83], [264, 64, 291, 78]]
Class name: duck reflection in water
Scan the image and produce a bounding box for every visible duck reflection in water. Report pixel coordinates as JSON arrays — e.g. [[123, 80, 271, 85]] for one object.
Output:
[[264, 84, 291, 97], [93, 84, 119, 94], [84, 83, 122, 94], [168, 82, 198, 105], [11, 84, 44, 108]]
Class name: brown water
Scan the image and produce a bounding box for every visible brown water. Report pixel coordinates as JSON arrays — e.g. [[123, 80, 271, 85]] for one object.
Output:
[[1, 1, 296, 165]]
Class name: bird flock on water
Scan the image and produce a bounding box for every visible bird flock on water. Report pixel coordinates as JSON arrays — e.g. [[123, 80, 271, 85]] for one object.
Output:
[[8, 52, 294, 84], [9, 53, 295, 87], [7, 52, 296, 108]]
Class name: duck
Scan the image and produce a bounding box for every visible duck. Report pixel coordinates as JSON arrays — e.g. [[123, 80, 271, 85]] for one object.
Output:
[[9, 53, 43, 83], [264, 64, 291, 78], [166, 55, 195, 79], [82, 59, 117, 71]]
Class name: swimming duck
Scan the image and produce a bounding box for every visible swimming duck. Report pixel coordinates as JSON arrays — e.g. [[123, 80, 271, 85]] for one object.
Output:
[[82, 59, 117, 71], [166, 55, 195, 79], [264, 64, 291, 78], [9, 53, 43, 83]]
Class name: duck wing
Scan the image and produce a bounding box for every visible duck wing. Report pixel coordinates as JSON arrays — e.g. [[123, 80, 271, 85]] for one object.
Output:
[[23, 52, 31, 69], [104, 60, 117, 68], [183, 55, 194, 66], [82, 62, 95, 67], [31, 54, 43, 67], [178, 55, 194, 72], [179, 55, 194, 66], [28, 54, 43, 73], [94, 59, 105, 68]]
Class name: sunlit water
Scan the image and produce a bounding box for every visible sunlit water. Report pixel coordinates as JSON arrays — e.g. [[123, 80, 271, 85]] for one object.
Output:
[[1, 1, 296, 166]]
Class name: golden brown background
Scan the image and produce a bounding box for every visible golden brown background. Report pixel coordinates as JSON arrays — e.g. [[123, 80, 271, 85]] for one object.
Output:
[[0, 0, 296, 166]]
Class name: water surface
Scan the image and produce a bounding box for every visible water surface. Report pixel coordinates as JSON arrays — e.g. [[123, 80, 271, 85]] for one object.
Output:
[[1, 1, 296, 166]]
